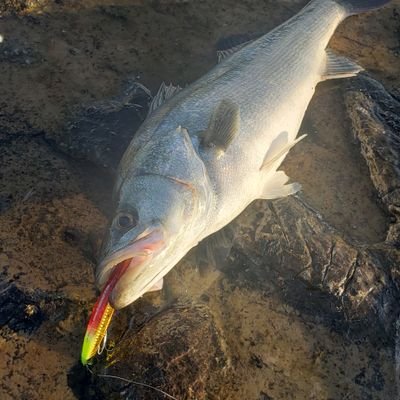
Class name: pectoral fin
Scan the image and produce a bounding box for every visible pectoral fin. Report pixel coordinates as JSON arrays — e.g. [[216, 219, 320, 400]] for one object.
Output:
[[260, 171, 301, 200], [322, 49, 363, 81], [201, 99, 240, 153], [260, 131, 307, 170]]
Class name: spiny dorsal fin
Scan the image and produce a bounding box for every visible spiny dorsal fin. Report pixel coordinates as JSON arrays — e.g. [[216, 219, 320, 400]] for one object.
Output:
[[201, 99, 240, 153], [216, 33, 259, 63], [260, 131, 307, 170], [147, 82, 182, 116], [322, 49, 363, 81], [260, 171, 301, 200]]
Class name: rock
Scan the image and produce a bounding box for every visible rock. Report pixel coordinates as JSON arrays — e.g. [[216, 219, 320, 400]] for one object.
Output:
[[0, 279, 45, 333], [60, 80, 151, 173], [345, 75, 400, 246], [0, 1, 31, 13], [0, 134, 107, 399], [232, 196, 400, 342], [90, 303, 225, 400], [0, 39, 41, 65]]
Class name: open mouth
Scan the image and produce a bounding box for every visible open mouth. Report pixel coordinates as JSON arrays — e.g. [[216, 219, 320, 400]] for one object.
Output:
[[81, 227, 165, 365], [96, 227, 165, 291]]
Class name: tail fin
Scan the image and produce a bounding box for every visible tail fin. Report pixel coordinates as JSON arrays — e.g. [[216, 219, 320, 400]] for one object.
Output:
[[337, 0, 391, 15]]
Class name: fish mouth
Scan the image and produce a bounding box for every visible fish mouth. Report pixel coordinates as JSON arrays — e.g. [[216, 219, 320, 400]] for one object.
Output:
[[96, 226, 165, 308]]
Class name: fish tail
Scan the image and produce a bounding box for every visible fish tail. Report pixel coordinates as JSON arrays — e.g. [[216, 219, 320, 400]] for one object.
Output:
[[336, 0, 391, 15]]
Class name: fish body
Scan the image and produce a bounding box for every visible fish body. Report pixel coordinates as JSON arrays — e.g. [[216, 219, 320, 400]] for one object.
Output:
[[95, 0, 390, 310]]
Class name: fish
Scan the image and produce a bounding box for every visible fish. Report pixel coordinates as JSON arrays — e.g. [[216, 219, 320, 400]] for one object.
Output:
[[81, 0, 391, 363]]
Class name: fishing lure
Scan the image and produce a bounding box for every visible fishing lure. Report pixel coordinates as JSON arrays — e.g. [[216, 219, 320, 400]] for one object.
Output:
[[81, 259, 131, 365]]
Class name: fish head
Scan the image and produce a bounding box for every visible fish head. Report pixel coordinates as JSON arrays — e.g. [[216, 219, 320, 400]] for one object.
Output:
[[96, 168, 210, 309]]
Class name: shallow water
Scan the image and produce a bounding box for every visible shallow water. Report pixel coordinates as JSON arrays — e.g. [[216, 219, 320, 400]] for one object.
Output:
[[0, 1, 399, 399]]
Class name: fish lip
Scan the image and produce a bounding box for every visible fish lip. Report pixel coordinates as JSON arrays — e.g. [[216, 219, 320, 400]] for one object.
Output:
[[96, 226, 165, 290]]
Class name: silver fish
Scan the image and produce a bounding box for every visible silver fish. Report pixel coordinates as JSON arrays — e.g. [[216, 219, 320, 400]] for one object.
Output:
[[96, 0, 390, 309]]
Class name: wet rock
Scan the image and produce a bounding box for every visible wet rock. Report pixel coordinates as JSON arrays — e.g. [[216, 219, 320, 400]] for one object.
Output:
[[99, 6, 130, 21], [60, 80, 151, 172], [0, 279, 45, 333], [90, 304, 225, 400], [260, 392, 273, 400], [0, 277, 80, 334], [345, 75, 400, 245], [242, 205, 398, 339], [0, 39, 42, 65], [0, 0, 31, 13], [0, 134, 107, 399], [231, 196, 400, 342]]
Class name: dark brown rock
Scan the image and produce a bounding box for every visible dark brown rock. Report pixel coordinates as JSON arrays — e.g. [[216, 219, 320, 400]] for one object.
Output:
[[61, 80, 151, 172], [345, 75, 400, 245], [90, 304, 225, 400]]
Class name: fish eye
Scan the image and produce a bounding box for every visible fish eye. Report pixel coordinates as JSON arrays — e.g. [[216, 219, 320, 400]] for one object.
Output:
[[115, 211, 138, 230]]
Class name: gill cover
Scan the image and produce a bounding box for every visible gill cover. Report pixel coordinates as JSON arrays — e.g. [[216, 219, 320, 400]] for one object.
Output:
[[120, 125, 213, 219]]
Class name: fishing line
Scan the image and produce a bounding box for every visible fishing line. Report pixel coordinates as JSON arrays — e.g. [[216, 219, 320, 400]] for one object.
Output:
[[86, 366, 179, 400], [97, 373, 179, 400]]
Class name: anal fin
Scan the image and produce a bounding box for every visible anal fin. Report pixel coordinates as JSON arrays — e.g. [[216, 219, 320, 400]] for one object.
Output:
[[260, 171, 301, 200], [322, 49, 363, 81]]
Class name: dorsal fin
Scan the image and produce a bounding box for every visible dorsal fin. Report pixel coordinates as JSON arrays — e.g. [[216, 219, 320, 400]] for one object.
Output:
[[216, 33, 259, 63], [201, 99, 240, 153], [260, 132, 307, 170], [147, 82, 182, 116]]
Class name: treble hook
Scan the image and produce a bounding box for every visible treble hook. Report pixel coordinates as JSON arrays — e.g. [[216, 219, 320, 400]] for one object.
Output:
[[97, 330, 108, 355]]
